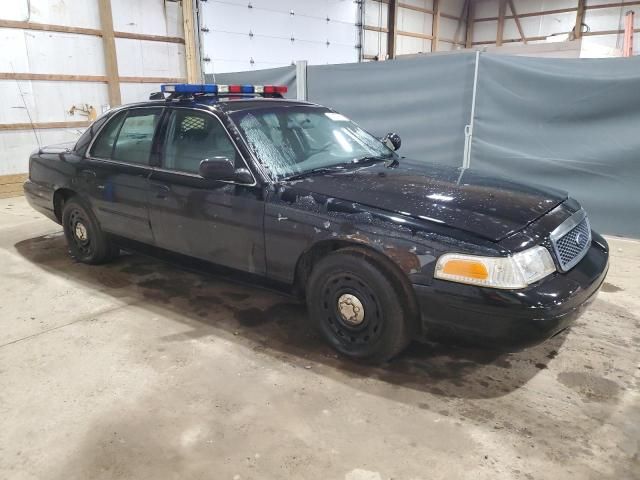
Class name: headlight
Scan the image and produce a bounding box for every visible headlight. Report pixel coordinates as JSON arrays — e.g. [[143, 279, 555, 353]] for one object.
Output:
[[434, 246, 556, 289]]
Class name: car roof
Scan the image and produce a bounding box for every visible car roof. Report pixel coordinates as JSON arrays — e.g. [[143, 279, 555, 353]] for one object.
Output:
[[117, 96, 322, 115]]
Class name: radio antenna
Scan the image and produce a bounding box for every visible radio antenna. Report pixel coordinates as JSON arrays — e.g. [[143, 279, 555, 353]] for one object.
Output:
[[11, 62, 41, 149]]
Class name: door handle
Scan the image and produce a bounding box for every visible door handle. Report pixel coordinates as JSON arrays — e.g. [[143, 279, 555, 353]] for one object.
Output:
[[150, 183, 171, 199]]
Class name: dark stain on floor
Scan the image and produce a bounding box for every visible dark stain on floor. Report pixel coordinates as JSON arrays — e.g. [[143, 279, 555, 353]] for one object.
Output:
[[557, 371, 621, 403], [14, 232, 575, 400]]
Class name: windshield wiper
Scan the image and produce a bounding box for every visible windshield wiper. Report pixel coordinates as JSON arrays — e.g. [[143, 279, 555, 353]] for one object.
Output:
[[281, 155, 394, 182], [282, 166, 345, 181], [351, 154, 392, 164]]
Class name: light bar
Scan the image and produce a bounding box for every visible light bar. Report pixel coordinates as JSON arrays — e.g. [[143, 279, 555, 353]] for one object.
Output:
[[160, 83, 287, 95], [161, 84, 218, 94]]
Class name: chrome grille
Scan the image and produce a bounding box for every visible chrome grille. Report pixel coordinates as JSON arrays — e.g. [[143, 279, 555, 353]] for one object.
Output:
[[549, 210, 591, 272]]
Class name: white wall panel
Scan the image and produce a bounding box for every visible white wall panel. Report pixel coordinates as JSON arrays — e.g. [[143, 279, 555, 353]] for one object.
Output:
[[115, 39, 186, 78], [364, 0, 388, 27], [0, 80, 108, 124], [397, 35, 430, 55], [0, 129, 82, 176], [584, 5, 640, 32], [111, 0, 183, 37], [201, 0, 359, 73], [363, 29, 387, 58], [438, 41, 456, 51], [0, 29, 105, 75], [0, 29, 31, 72], [440, 0, 465, 17], [398, 9, 432, 35], [120, 83, 164, 104], [582, 34, 639, 57], [2, 0, 101, 29], [439, 17, 464, 43], [474, 20, 499, 43], [401, 0, 433, 9]]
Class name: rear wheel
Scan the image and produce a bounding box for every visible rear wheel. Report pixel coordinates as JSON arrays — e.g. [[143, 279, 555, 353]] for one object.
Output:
[[61, 197, 118, 264], [306, 247, 414, 363]]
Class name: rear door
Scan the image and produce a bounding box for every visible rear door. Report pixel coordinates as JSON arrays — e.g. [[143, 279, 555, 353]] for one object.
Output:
[[81, 107, 163, 244], [147, 107, 266, 274]]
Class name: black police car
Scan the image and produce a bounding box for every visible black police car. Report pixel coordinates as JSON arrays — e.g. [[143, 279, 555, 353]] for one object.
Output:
[[24, 83, 609, 363]]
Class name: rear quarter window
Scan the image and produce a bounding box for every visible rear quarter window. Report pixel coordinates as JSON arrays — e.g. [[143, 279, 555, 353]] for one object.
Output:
[[90, 111, 127, 159], [74, 113, 111, 156]]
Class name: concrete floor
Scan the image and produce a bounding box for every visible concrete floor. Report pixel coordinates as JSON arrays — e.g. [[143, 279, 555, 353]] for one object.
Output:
[[0, 196, 638, 480]]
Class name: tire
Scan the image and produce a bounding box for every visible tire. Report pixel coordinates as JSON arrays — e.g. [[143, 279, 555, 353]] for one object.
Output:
[[61, 196, 118, 264], [306, 247, 414, 363]]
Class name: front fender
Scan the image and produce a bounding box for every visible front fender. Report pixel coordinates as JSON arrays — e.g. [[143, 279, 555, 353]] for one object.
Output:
[[263, 188, 495, 286]]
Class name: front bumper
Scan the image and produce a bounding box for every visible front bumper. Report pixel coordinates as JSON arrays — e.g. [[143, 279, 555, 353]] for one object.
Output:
[[413, 232, 609, 349]]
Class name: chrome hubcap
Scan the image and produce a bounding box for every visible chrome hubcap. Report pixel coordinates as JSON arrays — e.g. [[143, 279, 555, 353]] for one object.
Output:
[[337, 293, 365, 326], [74, 222, 88, 242]]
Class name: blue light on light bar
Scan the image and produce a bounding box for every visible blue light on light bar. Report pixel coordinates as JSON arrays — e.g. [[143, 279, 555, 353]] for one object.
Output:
[[161, 84, 218, 94]]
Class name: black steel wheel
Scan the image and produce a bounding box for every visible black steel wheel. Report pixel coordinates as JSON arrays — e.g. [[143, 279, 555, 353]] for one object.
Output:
[[61, 197, 118, 264], [306, 247, 414, 363]]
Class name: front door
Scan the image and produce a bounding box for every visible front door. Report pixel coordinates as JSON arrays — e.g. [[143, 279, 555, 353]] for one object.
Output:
[[147, 108, 266, 275], [81, 107, 163, 244]]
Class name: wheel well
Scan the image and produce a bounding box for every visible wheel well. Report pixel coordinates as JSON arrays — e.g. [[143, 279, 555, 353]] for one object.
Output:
[[294, 240, 421, 335], [53, 188, 76, 222], [293, 240, 353, 296]]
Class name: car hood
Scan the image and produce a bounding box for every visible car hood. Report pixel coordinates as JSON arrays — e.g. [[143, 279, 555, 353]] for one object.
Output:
[[284, 158, 567, 242]]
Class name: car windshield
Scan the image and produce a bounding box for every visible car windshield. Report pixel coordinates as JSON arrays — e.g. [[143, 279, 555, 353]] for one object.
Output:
[[229, 106, 394, 180]]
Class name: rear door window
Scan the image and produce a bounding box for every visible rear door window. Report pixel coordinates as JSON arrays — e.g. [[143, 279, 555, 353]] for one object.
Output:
[[162, 109, 238, 174]]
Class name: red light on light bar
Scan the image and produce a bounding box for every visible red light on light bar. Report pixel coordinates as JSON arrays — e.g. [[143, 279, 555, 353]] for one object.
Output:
[[264, 85, 288, 94], [229, 85, 242, 93]]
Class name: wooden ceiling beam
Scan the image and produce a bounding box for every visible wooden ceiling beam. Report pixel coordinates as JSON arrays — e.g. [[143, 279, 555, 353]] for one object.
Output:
[[508, 0, 527, 44]]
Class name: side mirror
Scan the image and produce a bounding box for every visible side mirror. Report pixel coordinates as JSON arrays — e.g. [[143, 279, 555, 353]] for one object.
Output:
[[199, 157, 254, 184], [383, 132, 401, 151]]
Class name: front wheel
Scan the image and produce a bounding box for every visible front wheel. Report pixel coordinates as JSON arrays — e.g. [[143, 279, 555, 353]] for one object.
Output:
[[306, 248, 414, 363], [61, 197, 118, 264]]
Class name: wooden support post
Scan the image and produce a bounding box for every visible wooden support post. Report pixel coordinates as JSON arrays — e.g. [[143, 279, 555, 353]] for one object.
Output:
[[388, 0, 398, 59], [623, 11, 635, 56], [182, 0, 201, 82], [497, 0, 507, 46], [465, 0, 474, 48], [97, 0, 121, 106], [431, 0, 440, 52], [574, 0, 586, 39], [508, 0, 527, 43]]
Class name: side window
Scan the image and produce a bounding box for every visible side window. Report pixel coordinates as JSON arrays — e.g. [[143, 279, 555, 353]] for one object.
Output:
[[163, 110, 237, 174], [112, 109, 162, 165], [90, 111, 127, 159], [75, 112, 111, 156]]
